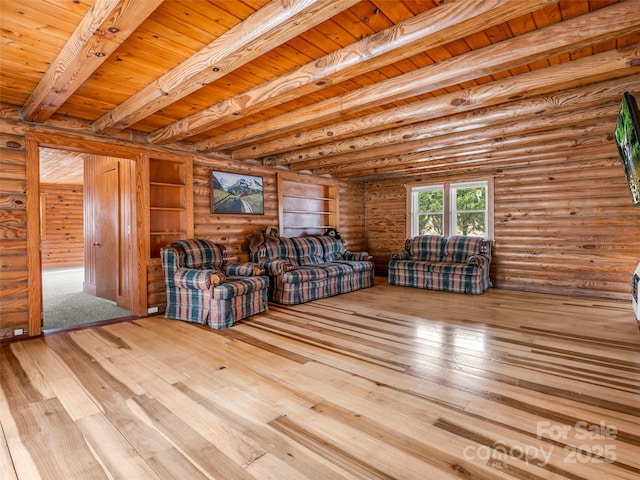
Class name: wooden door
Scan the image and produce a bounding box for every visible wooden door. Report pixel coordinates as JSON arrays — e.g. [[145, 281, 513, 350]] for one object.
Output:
[[93, 162, 119, 302]]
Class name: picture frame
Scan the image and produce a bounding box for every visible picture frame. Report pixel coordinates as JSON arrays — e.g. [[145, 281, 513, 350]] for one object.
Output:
[[210, 171, 264, 214]]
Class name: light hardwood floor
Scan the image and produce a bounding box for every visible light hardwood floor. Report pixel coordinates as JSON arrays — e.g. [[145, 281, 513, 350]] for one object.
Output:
[[1, 279, 639, 479]]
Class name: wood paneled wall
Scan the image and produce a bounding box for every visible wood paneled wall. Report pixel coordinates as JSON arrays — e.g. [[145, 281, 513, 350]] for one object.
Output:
[[146, 162, 366, 309], [191, 162, 365, 260], [40, 184, 83, 268], [492, 157, 638, 300], [364, 151, 640, 302], [0, 139, 28, 339], [1, 115, 367, 336], [193, 162, 280, 261], [339, 181, 366, 253]]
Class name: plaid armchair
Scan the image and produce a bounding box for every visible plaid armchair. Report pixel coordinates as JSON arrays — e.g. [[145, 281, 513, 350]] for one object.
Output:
[[161, 239, 269, 329]]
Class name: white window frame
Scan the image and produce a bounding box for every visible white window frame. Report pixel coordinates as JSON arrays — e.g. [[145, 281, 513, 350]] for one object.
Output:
[[408, 178, 493, 238], [449, 181, 489, 236], [410, 184, 444, 236]]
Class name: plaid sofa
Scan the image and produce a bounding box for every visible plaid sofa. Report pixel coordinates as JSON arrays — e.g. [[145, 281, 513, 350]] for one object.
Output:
[[388, 235, 492, 294], [161, 239, 269, 329], [248, 234, 375, 305]]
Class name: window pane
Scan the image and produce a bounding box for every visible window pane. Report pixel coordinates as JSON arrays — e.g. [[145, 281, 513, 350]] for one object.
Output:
[[455, 212, 486, 236], [418, 190, 443, 212], [418, 214, 443, 235], [455, 186, 486, 210]]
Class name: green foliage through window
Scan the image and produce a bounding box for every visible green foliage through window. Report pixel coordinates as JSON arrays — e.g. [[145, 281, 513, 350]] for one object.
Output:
[[454, 186, 486, 236], [417, 189, 443, 234]]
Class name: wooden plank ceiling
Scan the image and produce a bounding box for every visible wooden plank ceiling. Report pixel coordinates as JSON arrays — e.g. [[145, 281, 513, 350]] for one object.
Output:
[[39, 149, 86, 185], [1, 0, 639, 182]]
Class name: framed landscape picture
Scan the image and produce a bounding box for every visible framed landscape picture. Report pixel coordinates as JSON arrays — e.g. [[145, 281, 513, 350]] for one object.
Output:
[[210, 171, 264, 214]]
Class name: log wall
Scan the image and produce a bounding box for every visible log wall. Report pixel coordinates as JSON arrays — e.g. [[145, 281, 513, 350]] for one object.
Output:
[[146, 162, 366, 309], [364, 151, 640, 302], [0, 138, 28, 339], [192, 163, 365, 258], [339, 181, 366, 253], [1, 112, 367, 337], [40, 184, 84, 268]]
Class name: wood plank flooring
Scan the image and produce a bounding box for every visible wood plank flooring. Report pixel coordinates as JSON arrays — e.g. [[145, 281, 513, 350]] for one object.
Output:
[[1, 280, 639, 479]]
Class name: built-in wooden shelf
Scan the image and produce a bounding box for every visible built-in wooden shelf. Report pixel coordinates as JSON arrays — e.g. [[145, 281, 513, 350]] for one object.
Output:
[[148, 157, 193, 258], [278, 172, 338, 238]]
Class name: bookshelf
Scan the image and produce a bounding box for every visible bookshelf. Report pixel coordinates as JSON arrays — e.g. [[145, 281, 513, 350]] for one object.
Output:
[[277, 172, 338, 238], [148, 157, 193, 258]]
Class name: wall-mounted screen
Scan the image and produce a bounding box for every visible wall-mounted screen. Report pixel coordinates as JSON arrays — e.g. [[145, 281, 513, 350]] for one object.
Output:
[[614, 92, 640, 206]]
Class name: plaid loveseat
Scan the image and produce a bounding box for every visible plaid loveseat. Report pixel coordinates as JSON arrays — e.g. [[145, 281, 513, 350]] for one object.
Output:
[[388, 235, 492, 294], [248, 234, 375, 305], [161, 239, 269, 329]]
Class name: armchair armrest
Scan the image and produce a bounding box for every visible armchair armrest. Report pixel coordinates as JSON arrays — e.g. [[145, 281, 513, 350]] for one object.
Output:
[[174, 268, 226, 290], [209, 271, 226, 286], [262, 258, 298, 275], [226, 262, 265, 276], [467, 254, 489, 268], [390, 251, 410, 260], [344, 251, 373, 261]]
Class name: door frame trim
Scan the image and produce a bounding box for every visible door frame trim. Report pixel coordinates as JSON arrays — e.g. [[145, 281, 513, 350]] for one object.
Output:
[[26, 134, 146, 336]]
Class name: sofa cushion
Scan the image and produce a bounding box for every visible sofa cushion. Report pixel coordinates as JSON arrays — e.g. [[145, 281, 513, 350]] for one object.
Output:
[[407, 235, 446, 262], [426, 262, 481, 275], [334, 260, 374, 273], [263, 237, 298, 261], [318, 262, 353, 278], [442, 236, 483, 263], [280, 266, 328, 284], [211, 276, 269, 300], [314, 235, 347, 261], [291, 236, 325, 265], [180, 239, 226, 269]]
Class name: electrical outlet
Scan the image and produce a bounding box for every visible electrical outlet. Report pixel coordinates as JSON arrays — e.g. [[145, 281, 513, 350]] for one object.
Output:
[[14, 328, 24, 336], [147, 306, 159, 314]]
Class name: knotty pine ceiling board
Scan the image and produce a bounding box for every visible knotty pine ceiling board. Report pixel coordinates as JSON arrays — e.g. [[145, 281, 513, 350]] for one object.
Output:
[[173, 3, 446, 142], [131, 0, 436, 134], [1, 0, 637, 181], [39, 148, 86, 185]]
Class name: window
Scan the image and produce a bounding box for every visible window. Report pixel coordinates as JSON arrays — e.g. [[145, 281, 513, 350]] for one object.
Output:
[[411, 185, 444, 235], [410, 180, 492, 238], [450, 181, 488, 236]]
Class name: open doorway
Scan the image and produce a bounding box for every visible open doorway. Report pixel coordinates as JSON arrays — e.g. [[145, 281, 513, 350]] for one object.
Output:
[[40, 147, 133, 330]]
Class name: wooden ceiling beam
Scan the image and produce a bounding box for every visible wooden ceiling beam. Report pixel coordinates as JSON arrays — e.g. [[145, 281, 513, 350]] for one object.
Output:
[[201, 1, 640, 153], [92, 0, 357, 134], [308, 123, 614, 177], [234, 45, 640, 161], [148, 0, 552, 144], [269, 75, 638, 166], [290, 104, 619, 173], [20, 0, 162, 123], [334, 143, 618, 182], [348, 150, 619, 183]]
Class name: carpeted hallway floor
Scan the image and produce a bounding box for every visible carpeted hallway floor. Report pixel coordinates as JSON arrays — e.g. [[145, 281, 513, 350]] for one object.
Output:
[[42, 267, 131, 330]]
